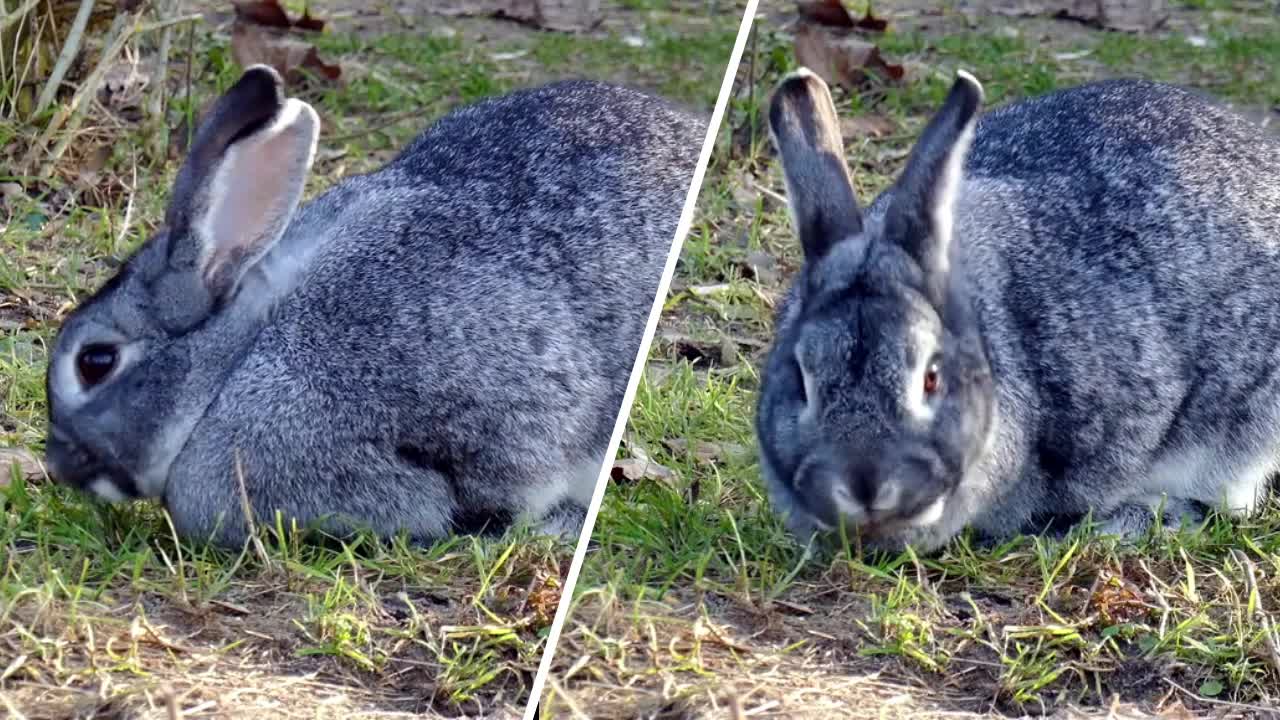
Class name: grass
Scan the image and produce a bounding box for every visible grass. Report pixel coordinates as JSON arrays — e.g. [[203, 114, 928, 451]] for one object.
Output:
[[540, 2, 1280, 718], [0, 1, 743, 716]]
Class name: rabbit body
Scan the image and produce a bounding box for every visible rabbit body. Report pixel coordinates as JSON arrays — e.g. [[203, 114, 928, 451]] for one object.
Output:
[[759, 73, 1280, 551], [46, 69, 701, 546]]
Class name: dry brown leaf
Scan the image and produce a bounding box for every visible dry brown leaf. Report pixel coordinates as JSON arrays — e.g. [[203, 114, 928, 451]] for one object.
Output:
[[232, 0, 294, 28], [0, 447, 46, 486], [611, 457, 677, 485], [230, 1, 340, 85], [840, 114, 897, 139], [796, 0, 854, 28], [794, 22, 904, 91], [662, 439, 749, 465], [434, 0, 602, 33], [231, 21, 342, 85], [1088, 570, 1148, 624]]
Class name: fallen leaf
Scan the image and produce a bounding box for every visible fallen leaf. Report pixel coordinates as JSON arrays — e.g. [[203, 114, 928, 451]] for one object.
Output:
[[0, 448, 46, 486], [525, 570, 562, 627], [295, 7, 327, 32], [231, 20, 342, 85], [232, 0, 293, 28], [840, 113, 897, 139], [1088, 570, 1148, 624], [796, 0, 854, 28], [611, 457, 676, 484], [663, 439, 749, 465], [434, 0, 602, 33], [231, 1, 340, 85], [794, 22, 904, 91], [853, 10, 889, 32], [797, 0, 889, 32]]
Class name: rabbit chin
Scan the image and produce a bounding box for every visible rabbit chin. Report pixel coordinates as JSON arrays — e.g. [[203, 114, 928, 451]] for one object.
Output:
[[88, 475, 132, 503], [831, 485, 949, 535]]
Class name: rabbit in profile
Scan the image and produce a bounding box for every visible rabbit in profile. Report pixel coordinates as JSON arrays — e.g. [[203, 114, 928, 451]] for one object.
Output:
[[757, 67, 1280, 552], [45, 65, 702, 547]]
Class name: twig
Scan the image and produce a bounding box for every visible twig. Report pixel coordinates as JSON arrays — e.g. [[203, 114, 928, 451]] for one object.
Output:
[[26, 10, 135, 174], [148, 0, 179, 159], [1164, 678, 1277, 714], [1230, 548, 1280, 675], [135, 12, 203, 35], [34, 0, 96, 114], [0, 0, 41, 34], [325, 109, 423, 143], [0, 689, 29, 720], [114, 155, 136, 251], [543, 676, 591, 720], [29, 10, 203, 177], [233, 447, 272, 568]]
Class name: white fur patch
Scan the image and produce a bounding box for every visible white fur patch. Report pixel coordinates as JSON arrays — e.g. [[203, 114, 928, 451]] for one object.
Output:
[[518, 455, 604, 524], [930, 116, 977, 278], [831, 481, 867, 524], [908, 495, 947, 527], [1145, 441, 1277, 517], [89, 476, 130, 502]]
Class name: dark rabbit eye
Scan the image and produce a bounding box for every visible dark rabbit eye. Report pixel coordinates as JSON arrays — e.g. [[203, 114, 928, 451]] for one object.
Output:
[[923, 357, 941, 396], [77, 344, 118, 387]]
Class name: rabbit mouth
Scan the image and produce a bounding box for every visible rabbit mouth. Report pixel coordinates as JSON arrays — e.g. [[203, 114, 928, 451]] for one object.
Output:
[[853, 495, 949, 537], [45, 430, 140, 501]]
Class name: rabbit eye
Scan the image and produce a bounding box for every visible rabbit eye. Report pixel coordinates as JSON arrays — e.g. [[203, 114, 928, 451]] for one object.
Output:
[[923, 357, 941, 396], [76, 344, 118, 387]]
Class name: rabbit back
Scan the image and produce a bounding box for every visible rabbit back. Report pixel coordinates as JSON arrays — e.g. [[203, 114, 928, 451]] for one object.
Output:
[[944, 79, 1280, 539], [164, 81, 702, 543]]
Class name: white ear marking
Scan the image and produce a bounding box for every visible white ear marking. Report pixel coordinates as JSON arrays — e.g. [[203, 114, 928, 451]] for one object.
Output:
[[956, 69, 984, 97], [929, 73, 983, 277]]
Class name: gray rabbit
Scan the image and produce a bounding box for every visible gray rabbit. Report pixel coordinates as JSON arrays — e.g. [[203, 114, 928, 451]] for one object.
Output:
[[757, 67, 1280, 552], [45, 65, 701, 547]]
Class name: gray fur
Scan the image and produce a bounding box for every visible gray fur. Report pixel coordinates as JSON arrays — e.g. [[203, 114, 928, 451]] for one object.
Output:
[[45, 66, 702, 546], [757, 70, 1280, 551]]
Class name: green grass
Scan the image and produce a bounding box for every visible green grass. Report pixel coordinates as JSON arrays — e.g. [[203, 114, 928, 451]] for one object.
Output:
[[0, 2, 741, 717], [542, 3, 1280, 718]]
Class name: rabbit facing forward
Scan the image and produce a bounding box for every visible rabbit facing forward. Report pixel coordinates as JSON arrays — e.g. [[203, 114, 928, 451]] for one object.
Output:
[[45, 65, 702, 547], [757, 68, 1280, 551]]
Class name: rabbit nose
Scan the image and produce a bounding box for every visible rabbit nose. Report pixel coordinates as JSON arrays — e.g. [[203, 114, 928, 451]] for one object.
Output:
[[44, 429, 97, 486], [847, 462, 880, 508]]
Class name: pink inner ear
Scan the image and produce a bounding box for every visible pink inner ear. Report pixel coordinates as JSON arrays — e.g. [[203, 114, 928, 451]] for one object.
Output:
[[199, 101, 316, 295]]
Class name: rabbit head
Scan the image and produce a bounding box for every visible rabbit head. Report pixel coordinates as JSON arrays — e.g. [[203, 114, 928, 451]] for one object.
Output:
[[757, 69, 996, 545], [44, 65, 319, 503]]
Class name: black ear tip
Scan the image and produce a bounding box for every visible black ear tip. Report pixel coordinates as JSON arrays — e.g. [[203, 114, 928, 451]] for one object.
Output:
[[769, 67, 832, 132], [774, 67, 830, 106], [234, 64, 286, 108], [953, 69, 985, 107]]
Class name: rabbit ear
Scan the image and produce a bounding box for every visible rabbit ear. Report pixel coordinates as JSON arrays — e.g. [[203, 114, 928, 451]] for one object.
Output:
[[164, 65, 319, 303], [883, 71, 983, 289], [769, 68, 864, 262]]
